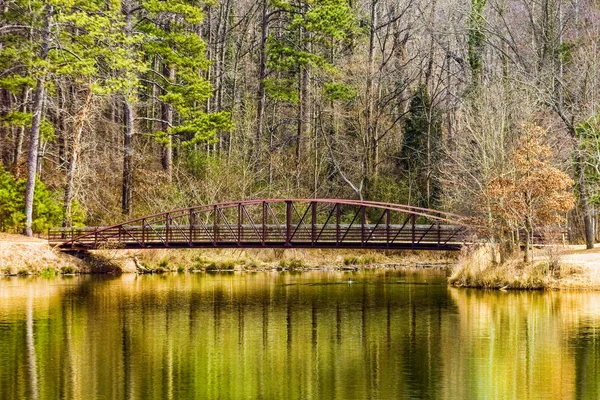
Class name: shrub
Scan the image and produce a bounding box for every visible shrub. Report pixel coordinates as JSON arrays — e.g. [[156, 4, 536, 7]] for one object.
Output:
[[206, 262, 218, 271], [287, 259, 305, 269], [40, 267, 57, 278], [0, 165, 65, 233], [220, 260, 235, 270], [60, 266, 75, 274], [343, 256, 374, 266]]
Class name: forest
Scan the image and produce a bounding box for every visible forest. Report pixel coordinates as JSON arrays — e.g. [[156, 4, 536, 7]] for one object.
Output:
[[0, 0, 598, 259]]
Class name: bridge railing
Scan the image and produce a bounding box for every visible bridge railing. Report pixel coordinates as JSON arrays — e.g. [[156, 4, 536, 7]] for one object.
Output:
[[49, 199, 474, 250]]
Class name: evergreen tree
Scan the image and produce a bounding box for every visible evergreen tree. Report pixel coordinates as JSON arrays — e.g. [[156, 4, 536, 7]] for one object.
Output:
[[399, 85, 442, 209]]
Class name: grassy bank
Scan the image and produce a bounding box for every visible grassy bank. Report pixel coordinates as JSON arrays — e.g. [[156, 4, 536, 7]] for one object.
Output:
[[91, 247, 457, 273], [449, 245, 597, 290], [0, 233, 458, 275], [0, 233, 87, 275]]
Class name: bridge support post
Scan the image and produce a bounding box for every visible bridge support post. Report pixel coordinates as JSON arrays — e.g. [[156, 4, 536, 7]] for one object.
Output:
[[238, 203, 242, 246], [189, 210, 194, 246], [262, 201, 267, 246], [165, 213, 170, 247], [361, 206, 366, 247], [213, 205, 218, 246], [336, 203, 341, 246], [142, 219, 146, 247], [311, 202, 317, 246], [286, 201, 292, 246], [386, 210, 390, 248], [411, 214, 416, 249]]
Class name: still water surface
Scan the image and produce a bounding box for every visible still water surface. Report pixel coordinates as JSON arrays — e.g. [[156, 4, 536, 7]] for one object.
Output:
[[1, 269, 600, 399]]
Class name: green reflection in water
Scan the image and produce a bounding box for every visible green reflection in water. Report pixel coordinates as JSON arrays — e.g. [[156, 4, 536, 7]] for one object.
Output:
[[1, 270, 600, 399]]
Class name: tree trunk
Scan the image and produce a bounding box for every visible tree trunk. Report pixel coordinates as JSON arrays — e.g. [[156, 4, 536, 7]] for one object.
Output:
[[255, 0, 268, 163], [296, 68, 305, 172], [24, 5, 53, 237], [13, 88, 29, 175], [122, 99, 134, 216], [524, 227, 531, 263], [63, 88, 93, 227], [160, 64, 174, 180], [576, 152, 594, 248], [121, 0, 135, 217], [365, 0, 377, 177]]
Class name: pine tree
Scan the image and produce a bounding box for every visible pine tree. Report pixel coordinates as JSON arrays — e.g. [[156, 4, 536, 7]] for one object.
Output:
[[399, 85, 442, 209]]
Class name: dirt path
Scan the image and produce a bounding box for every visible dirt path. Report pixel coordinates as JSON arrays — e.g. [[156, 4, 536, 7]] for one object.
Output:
[[562, 245, 600, 270]]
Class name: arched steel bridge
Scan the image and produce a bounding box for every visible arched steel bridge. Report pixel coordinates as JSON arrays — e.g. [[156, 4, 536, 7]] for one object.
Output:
[[48, 199, 474, 251]]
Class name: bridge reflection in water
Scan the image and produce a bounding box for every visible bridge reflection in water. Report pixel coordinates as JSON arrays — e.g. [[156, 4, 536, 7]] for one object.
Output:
[[48, 199, 473, 251]]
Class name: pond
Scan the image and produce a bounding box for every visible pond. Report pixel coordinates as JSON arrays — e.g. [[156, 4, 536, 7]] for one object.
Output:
[[1, 269, 600, 399]]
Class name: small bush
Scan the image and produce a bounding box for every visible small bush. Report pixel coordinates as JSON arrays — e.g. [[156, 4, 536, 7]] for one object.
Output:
[[17, 269, 29, 276], [344, 257, 357, 265], [287, 259, 305, 269], [0, 166, 65, 233], [206, 262, 218, 271], [220, 260, 235, 270], [40, 267, 57, 278], [158, 260, 169, 269], [343, 256, 374, 266], [60, 266, 75, 274], [177, 265, 186, 273]]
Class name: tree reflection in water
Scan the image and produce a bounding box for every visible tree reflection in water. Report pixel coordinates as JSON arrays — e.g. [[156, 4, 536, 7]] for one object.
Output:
[[1, 271, 599, 399]]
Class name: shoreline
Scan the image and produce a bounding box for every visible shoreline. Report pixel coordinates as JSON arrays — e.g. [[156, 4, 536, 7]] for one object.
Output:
[[3, 233, 599, 290], [0, 233, 454, 276]]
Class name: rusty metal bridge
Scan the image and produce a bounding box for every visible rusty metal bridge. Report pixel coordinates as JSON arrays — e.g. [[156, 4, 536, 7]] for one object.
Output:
[[48, 199, 474, 251]]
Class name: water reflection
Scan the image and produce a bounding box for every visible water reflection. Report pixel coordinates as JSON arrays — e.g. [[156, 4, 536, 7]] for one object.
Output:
[[1, 271, 600, 399]]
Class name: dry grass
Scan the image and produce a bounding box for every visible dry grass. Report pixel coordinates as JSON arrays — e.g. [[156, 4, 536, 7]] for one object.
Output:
[[90, 247, 457, 273], [449, 244, 589, 290], [0, 233, 86, 275]]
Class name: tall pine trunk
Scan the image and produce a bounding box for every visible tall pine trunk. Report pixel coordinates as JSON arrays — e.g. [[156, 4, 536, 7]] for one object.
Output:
[[24, 5, 53, 237], [121, 0, 135, 217], [256, 0, 268, 165], [364, 0, 377, 177], [161, 64, 174, 180], [122, 99, 134, 216]]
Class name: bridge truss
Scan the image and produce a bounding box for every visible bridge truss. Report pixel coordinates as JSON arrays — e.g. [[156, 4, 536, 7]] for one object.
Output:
[[49, 199, 473, 251]]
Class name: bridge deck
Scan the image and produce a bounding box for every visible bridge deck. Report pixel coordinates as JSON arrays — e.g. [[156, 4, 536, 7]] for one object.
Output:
[[49, 224, 468, 251]]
